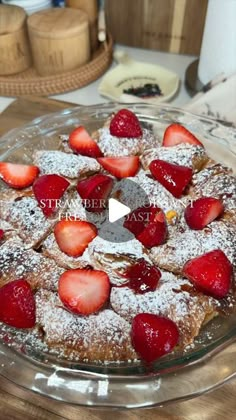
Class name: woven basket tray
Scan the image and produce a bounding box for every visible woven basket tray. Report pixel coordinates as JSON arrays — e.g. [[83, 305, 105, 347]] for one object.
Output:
[[0, 35, 113, 97]]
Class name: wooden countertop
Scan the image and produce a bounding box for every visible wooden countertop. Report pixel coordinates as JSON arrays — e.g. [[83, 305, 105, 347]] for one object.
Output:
[[0, 96, 235, 420]]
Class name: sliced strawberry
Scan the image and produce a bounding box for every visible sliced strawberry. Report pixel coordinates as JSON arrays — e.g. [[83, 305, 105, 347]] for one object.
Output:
[[98, 156, 139, 178], [163, 124, 204, 147], [124, 259, 161, 294], [0, 162, 39, 189], [124, 206, 167, 248], [0, 279, 36, 328], [33, 174, 70, 217], [131, 313, 179, 363], [69, 126, 102, 158], [110, 109, 142, 138], [185, 197, 224, 230], [0, 229, 4, 241], [77, 173, 113, 213], [54, 219, 97, 257], [137, 220, 167, 248], [58, 269, 110, 315], [183, 250, 232, 298], [149, 159, 192, 198]]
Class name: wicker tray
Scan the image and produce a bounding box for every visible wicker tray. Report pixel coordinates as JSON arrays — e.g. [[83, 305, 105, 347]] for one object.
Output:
[[0, 35, 113, 97]]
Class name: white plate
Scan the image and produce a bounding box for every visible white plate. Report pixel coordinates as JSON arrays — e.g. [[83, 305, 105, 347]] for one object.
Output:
[[99, 51, 179, 104]]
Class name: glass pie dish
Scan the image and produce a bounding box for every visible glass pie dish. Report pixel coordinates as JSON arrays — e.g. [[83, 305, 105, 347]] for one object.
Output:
[[0, 103, 235, 409]]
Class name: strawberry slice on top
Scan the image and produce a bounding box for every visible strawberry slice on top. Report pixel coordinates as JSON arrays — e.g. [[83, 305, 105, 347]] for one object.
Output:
[[0, 162, 39, 189], [110, 109, 143, 138], [58, 269, 110, 315], [0, 229, 4, 241], [163, 123, 204, 147], [185, 197, 224, 230], [97, 156, 139, 178], [33, 174, 70, 217], [77, 173, 113, 213], [124, 205, 167, 248], [183, 249, 232, 298], [149, 159, 192, 198], [54, 219, 97, 257], [131, 313, 179, 363], [0, 279, 36, 329], [69, 126, 103, 158]]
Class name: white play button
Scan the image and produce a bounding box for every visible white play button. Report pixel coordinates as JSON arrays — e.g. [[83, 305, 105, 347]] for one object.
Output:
[[108, 198, 131, 223]]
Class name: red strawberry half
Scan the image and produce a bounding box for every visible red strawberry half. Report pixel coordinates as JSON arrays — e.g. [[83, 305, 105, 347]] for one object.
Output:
[[183, 250, 232, 298], [69, 126, 102, 158], [124, 206, 167, 248], [185, 197, 224, 230], [163, 124, 204, 147], [124, 259, 161, 294], [131, 313, 179, 363], [110, 109, 142, 138], [33, 174, 70, 217], [0, 229, 4, 241], [54, 219, 97, 257], [149, 159, 192, 198], [0, 162, 39, 189], [77, 173, 113, 213], [98, 156, 139, 178], [0, 279, 36, 328], [58, 269, 110, 315]]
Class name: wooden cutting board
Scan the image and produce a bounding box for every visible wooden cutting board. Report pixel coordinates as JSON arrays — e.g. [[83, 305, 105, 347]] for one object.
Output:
[[0, 96, 76, 137], [0, 95, 235, 419], [106, 0, 208, 55]]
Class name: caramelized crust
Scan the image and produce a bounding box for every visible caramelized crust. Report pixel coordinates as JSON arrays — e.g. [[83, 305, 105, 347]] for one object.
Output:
[[36, 290, 137, 362], [0, 119, 235, 364], [141, 144, 208, 172], [33, 150, 101, 180], [151, 220, 236, 273], [0, 237, 63, 290], [110, 272, 219, 347], [191, 164, 236, 211]]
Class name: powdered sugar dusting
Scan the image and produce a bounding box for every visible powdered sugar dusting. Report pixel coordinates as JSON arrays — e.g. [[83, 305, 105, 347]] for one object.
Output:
[[1, 196, 53, 247], [0, 237, 63, 290], [42, 233, 92, 269], [36, 290, 136, 362], [33, 150, 100, 179], [193, 168, 236, 210], [141, 144, 208, 171], [88, 233, 151, 285], [151, 220, 236, 272], [96, 127, 158, 156], [113, 169, 184, 214], [111, 271, 218, 346], [0, 113, 235, 365]]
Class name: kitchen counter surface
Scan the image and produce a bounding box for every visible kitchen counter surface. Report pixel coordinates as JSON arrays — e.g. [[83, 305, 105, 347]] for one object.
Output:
[[0, 44, 195, 113]]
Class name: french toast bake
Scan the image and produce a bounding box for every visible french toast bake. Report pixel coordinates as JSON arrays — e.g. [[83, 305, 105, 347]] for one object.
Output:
[[0, 108, 235, 364]]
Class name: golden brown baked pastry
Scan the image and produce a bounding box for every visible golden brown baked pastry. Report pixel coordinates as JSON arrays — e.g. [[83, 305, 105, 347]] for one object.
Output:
[[0, 237, 63, 290], [0, 110, 235, 365], [36, 289, 137, 362]]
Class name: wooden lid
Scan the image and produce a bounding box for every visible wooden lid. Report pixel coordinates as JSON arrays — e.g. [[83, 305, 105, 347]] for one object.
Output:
[[27, 8, 89, 39], [0, 4, 26, 35]]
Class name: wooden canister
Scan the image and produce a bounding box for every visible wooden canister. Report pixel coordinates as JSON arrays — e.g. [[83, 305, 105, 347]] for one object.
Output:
[[27, 8, 90, 76], [66, 0, 98, 52], [0, 4, 32, 75]]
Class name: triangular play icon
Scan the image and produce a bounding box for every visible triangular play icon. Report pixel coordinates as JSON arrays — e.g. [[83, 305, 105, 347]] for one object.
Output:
[[108, 198, 131, 223]]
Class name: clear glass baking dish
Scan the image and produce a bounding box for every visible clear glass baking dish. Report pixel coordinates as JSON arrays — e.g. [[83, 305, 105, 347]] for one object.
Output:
[[0, 103, 235, 409]]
